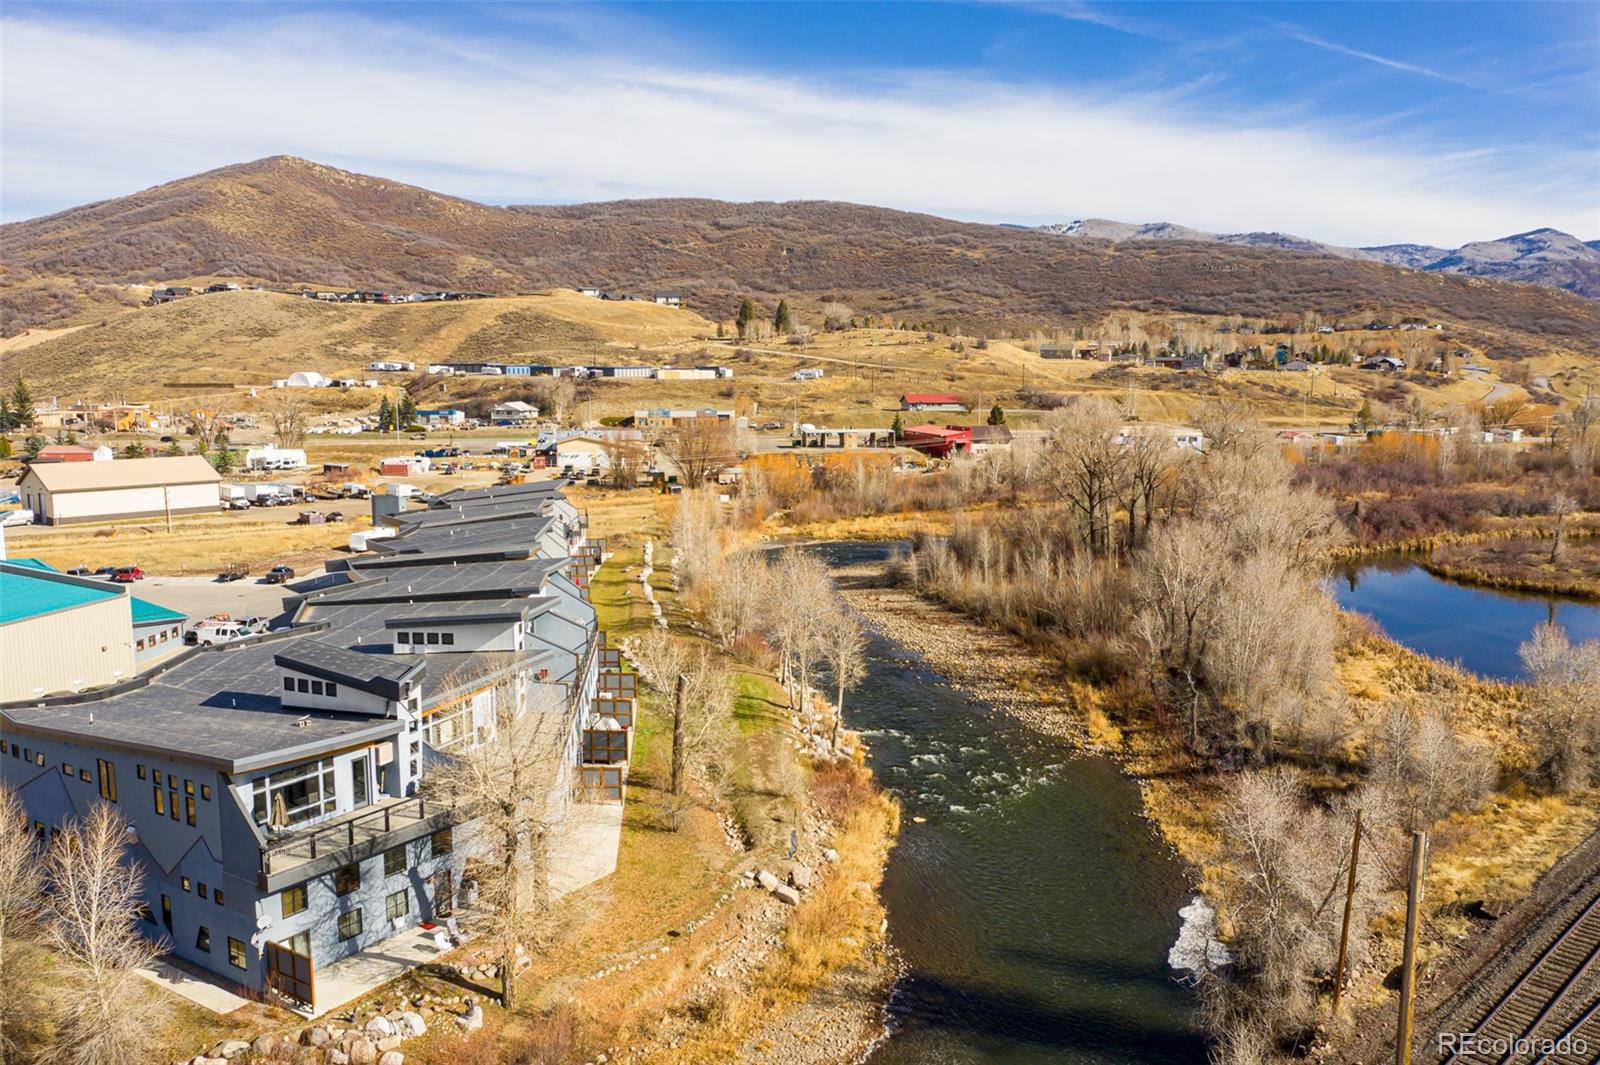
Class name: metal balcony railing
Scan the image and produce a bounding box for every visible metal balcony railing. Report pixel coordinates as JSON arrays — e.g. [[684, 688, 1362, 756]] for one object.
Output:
[[260, 793, 457, 877]]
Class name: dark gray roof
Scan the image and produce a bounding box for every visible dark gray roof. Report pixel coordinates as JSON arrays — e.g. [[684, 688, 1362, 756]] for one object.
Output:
[[373, 517, 559, 557], [382, 596, 560, 628], [349, 545, 539, 569], [307, 559, 567, 605], [434, 480, 569, 506], [274, 639, 425, 701]]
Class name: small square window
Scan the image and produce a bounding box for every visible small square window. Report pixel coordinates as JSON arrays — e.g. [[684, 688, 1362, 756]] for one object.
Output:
[[337, 909, 363, 941], [184, 780, 194, 796], [62, 763, 73, 776], [201, 784, 212, 801], [310, 680, 324, 696], [198, 882, 208, 899], [326, 682, 338, 697], [79, 769, 91, 783], [296, 678, 309, 693], [136, 764, 147, 780], [282, 885, 307, 918], [425, 632, 440, 645], [384, 845, 406, 878], [334, 863, 360, 896], [214, 889, 225, 906], [397, 632, 410, 644], [283, 677, 294, 691], [167, 773, 177, 788], [441, 632, 454, 646], [181, 876, 191, 893], [196, 926, 211, 952], [430, 827, 453, 858], [227, 937, 246, 970], [34, 752, 42, 767]]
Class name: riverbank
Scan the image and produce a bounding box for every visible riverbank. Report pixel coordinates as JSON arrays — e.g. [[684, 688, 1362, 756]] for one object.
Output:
[[1331, 514, 1600, 599]]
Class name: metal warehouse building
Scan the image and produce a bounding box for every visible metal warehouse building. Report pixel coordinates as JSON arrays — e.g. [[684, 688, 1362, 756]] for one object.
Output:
[[17, 455, 223, 525], [0, 561, 138, 701]]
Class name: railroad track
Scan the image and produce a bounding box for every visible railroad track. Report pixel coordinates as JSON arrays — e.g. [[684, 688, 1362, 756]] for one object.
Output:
[[1438, 887, 1600, 1064]]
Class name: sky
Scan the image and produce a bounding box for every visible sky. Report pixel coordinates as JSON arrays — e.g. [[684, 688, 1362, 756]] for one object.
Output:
[[2, 1, 1597, 246]]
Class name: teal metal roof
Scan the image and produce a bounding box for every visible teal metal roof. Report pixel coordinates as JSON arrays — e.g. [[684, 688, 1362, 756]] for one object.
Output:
[[6, 558, 56, 571], [0, 568, 122, 625], [130, 597, 185, 625]]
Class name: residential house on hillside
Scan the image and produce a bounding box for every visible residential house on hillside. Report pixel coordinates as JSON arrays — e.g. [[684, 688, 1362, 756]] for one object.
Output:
[[900, 393, 966, 412], [489, 401, 539, 427], [652, 292, 685, 308], [1362, 356, 1405, 372]]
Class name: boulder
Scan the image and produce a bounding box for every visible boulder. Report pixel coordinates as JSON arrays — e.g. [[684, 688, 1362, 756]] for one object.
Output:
[[756, 870, 781, 891], [323, 1051, 349, 1065], [398, 1012, 427, 1039], [347, 1038, 377, 1065], [376, 1036, 401, 1053], [302, 1027, 332, 1047], [251, 1035, 278, 1057], [772, 885, 801, 906], [378, 1054, 404, 1065], [364, 1016, 397, 1040], [824, 848, 839, 863], [210, 1041, 250, 1060], [789, 865, 814, 889]]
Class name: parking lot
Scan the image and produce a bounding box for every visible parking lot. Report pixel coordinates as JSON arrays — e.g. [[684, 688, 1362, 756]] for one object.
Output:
[[130, 573, 310, 630]]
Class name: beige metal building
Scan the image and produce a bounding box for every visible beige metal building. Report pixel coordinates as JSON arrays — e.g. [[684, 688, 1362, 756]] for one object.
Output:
[[0, 562, 136, 700], [17, 455, 222, 525]]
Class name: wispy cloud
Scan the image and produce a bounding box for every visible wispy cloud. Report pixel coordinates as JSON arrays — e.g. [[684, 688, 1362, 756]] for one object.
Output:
[[1009, 0, 1181, 41], [0, 10, 1594, 244], [1272, 20, 1477, 87]]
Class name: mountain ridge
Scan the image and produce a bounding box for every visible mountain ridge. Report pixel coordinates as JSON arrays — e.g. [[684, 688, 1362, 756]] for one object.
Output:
[[2, 156, 1597, 352], [1037, 218, 1600, 298]]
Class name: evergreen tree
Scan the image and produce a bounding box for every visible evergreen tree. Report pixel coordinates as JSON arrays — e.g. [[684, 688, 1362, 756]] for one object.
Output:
[[987, 404, 1006, 426], [398, 393, 417, 426], [164, 438, 184, 457], [377, 397, 395, 432], [9, 379, 35, 429], [122, 441, 148, 459], [890, 413, 904, 442], [22, 434, 46, 459], [716, 321, 725, 339], [0, 395, 12, 432], [773, 300, 793, 334], [0, 436, 10, 459], [736, 298, 756, 339], [1140, 340, 1151, 358], [209, 447, 239, 474], [1356, 399, 1374, 430]]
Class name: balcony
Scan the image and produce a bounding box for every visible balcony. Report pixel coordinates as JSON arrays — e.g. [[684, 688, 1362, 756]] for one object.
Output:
[[259, 793, 459, 892]]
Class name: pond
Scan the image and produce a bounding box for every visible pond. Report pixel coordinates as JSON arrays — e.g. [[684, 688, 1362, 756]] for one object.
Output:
[[1329, 556, 1600, 681], [811, 543, 1206, 1065]]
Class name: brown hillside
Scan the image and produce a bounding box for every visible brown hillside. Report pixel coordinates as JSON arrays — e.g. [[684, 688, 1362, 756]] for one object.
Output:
[[3, 156, 1598, 354]]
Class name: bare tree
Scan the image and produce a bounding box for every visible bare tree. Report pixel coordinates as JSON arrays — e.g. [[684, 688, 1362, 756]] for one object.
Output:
[[699, 550, 771, 651], [41, 803, 165, 1065], [1550, 491, 1576, 565], [1519, 624, 1600, 792], [1040, 398, 1125, 555], [179, 407, 229, 453], [820, 302, 854, 331], [659, 418, 736, 489], [601, 439, 650, 490], [820, 607, 869, 753], [1368, 705, 1494, 831], [425, 676, 568, 1008], [265, 392, 310, 449], [1116, 427, 1173, 550], [769, 552, 834, 709], [0, 785, 43, 1064]]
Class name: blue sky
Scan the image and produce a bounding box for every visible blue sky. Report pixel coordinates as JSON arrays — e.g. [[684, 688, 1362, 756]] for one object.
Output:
[[2, 1, 1596, 245]]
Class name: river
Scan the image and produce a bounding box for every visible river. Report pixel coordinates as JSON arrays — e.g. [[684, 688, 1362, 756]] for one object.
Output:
[[809, 544, 1206, 1065], [1329, 556, 1600, 681]]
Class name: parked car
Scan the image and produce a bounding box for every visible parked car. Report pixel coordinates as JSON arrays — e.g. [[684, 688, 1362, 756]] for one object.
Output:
[[325, 511, 345, 523], [263, 565, 295, 585], [109, 566, 144, 583], [185, 621, 252, 646], [66, 565, 95, 577], [236, 616, 270, 634], [217, 562, 250, 583], [0, 509, 35, 527]]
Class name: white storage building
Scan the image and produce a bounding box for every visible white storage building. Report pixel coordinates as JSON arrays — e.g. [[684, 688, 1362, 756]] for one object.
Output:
[[17, 456, 222, 525]]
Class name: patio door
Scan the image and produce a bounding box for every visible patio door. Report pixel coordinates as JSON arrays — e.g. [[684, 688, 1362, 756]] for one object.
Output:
[[265, 939, 315, 1013], [432, 869, 454, 918], [350, 755, 369, 808]]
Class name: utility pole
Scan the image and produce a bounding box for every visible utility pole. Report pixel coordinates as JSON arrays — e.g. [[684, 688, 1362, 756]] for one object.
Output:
[[1395, 830, 1428, 1065], [1331, 808, 1362, 1018]]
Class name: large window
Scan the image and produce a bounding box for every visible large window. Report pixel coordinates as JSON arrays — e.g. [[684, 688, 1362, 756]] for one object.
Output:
[[384, 845, 407, 878], [251, 758, 338, 828], [423, 701, 474, 751], [96, 760, 116, 802], [430, 827, 453, 858], [334, 863, 360, 896], [281, 885, 307, 918], [227, 937, 247, 970], [337, 909, 363, 942], [385, 890, 409, 923]]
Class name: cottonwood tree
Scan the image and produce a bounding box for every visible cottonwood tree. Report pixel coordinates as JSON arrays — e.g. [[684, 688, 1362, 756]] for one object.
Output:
[[265, 393, 310, 449], [601, 439, 650, 490], [426, 678, 568, 1009], [769, 552, 835, 709], [1115, 426, 1173, 550], [1519, 624, 1600, 792], [0, 785, 42, 1064], [820, 607, 869, 753], [1368, 705, 1494, 832], [42, 803, 165, 1065], [180, 407, 229, 453], [659, 419, 736, 489], [1041, 398, 1125, 555], [1550, 492, 1576, 564], [699, 550, 771, 651], [1202, 771, 1376, 1058]]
